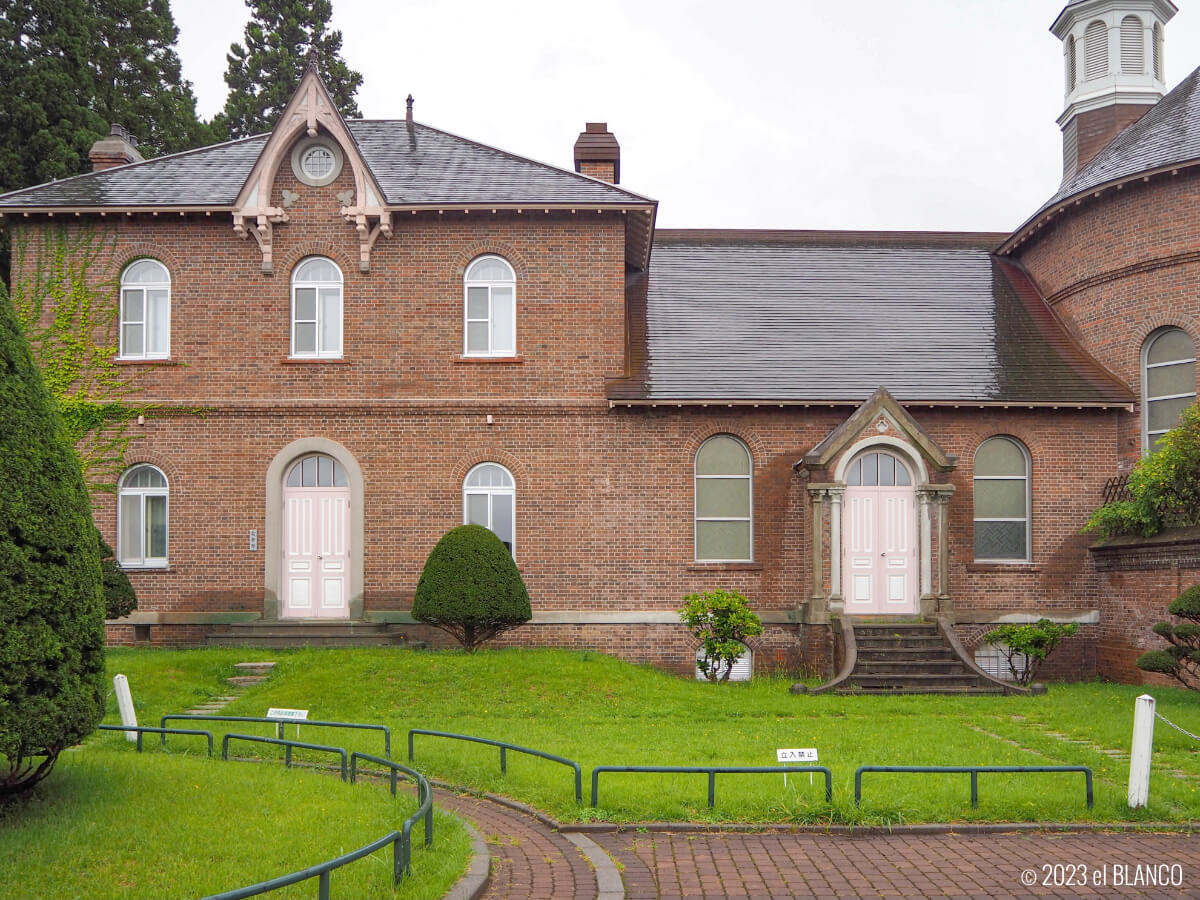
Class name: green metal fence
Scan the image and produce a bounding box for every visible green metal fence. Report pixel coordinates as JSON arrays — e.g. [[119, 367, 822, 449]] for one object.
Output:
[[221, 733, 350, 781], [97, 724, 214, 755], [854, 765, 1094, 808], [161, 714, 390, 756], [409, 728, 583, 803], [591, 765, 834, 808]]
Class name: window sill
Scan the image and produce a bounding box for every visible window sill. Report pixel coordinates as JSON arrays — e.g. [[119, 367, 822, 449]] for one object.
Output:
[[685, 562, 763, 573], [120, 564, 172, 573], [281, 357, 350, 364], [114, 358, 176, 366], [455, 355, 524, 364], [966, 562, 1040, 573]]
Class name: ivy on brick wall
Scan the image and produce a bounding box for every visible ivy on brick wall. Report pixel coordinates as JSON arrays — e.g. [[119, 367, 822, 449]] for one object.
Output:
[[5, 225, 149, 492], [1085, 403, 1200, 538]]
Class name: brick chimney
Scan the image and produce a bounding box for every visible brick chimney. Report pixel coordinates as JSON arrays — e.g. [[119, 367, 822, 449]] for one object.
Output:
[[573, 123, 620, 184], [88, 124, 144, 172]]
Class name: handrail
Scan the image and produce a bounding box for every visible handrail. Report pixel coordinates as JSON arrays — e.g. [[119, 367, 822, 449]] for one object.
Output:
[[854, 765, 1093, 808], [201, 829, 403, 900], [161, 714, 390, 756], [409, 729, 583, 803], [591, 765, 834, 808], [350, 752, 434, 876], [222, 733, 349, 782], [98, 724, 214, 756]]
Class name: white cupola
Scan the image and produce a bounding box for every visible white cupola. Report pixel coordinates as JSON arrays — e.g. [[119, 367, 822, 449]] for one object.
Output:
[[1051, 0, 1177, 180]]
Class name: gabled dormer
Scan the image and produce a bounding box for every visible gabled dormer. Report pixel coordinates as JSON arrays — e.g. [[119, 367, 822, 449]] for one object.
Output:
[[1052, 0, 1177, 181], [232, 60, 390, 273]]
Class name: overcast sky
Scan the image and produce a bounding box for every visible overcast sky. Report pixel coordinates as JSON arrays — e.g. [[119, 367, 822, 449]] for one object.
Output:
[[172, 0, 1200, 232]]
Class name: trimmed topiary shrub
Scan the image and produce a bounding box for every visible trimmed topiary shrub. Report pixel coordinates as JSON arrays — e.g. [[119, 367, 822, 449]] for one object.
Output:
[[980, 619, 1079, 686], [97, 527, 137, 620], [1136, 583, 1200, 690], [679, 589, 764, 683], [0, 284, 106, 796], [413, 525, 531, 653]]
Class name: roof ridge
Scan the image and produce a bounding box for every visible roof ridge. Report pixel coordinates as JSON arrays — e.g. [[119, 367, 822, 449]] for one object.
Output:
[[654, 228, 1008, 248], [0, 133, 268, 202]]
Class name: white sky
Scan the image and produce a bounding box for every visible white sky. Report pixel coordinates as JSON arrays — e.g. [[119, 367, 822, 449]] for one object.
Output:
[[172, 0, 1200, 232]]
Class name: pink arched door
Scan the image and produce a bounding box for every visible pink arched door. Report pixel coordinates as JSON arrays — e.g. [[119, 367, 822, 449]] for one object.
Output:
[[282, 454, 350, 619], [843, 450, 917, 615]]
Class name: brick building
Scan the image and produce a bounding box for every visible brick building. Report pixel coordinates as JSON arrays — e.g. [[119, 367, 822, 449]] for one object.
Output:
[[2, 0, 1198, 685]]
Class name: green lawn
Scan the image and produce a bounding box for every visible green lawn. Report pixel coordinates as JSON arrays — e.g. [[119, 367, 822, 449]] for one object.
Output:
[[0, 745, 471, 900], [102, 647, 1200, 826]]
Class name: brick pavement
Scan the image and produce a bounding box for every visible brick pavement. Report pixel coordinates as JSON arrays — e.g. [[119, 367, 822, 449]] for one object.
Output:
[[591, 830, 1200, 899]]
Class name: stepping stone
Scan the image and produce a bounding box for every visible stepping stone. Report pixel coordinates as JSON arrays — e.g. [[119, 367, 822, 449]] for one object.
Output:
[[234, 661, 276, 675], [226, 675, 268, 687]]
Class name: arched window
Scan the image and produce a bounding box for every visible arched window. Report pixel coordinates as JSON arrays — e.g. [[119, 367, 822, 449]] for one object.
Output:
[[464, 463, 515, 555], [1084, 20, 1109, 80], [1153, 22, 1164, 80], [694, 435, 752, 562], [973, 437, 1031, 563], [119, 259, 170, 359], [1143, 328, 1197, 451], [119, 464, 168, 567], [291, 257, 343, 358], [846, 450, 912, 486], [1121, 15, 1144, 74], [1065, 35, 1077, 91], [463, 255, 516, 357], [286, 454, 348, 487]]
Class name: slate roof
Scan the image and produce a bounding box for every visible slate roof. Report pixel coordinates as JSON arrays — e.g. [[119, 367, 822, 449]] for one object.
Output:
[[607, 231, 1135, 406], [0, 121, 653, 209], [1036, 64, 1200, 215]]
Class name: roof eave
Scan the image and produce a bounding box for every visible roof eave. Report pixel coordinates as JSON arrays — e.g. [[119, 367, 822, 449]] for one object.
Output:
[[607, 398, 1134, 410]]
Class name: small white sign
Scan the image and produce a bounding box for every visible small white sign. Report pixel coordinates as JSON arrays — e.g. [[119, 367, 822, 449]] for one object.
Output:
[[777, 748, 818, 763], [267, 707, 308, 721]]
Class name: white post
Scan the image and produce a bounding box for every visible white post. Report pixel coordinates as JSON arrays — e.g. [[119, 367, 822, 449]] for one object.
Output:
[[1128, 693, 1156, 808], [114, 674, 137, 742]]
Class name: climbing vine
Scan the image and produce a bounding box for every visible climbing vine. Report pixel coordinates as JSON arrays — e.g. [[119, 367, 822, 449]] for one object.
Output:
[[6, 225, 151, 492]]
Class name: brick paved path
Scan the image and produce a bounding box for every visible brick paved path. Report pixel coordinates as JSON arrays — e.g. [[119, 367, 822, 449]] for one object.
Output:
[[433, 789, 596, 899], [592, 830, 1200, 899]]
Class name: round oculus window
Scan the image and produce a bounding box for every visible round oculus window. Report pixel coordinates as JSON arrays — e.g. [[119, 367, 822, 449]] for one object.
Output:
[[290, 138, 343, 187]]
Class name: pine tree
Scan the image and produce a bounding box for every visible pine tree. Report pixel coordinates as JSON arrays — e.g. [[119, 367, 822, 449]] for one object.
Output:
[[91, 0, 221, 158], [220, 0, 363, 139]]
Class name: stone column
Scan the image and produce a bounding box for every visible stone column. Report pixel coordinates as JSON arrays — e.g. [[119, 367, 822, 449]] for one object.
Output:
[[828, 486, 845, 615], [918, 489, 933, 599], [933, 486, 955, 616], [809, 487, 825, 601]]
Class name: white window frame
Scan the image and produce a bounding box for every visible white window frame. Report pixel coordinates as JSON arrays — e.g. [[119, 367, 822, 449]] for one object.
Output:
[[1142, 327, 1197, 453], [290, 256, 343, 359], [463, 255, 517, 357], [973, 436, 1032, 564], [463, 463, 516, 558], [694, 435, 754, 563], [118, 464, 169, 569], [118, 259, 171, 360]]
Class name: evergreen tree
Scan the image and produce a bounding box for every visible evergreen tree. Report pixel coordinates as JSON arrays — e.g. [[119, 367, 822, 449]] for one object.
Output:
[[0, 278, 106, 797], [91, 0, 221, 157], [221, 0, 363, 138]]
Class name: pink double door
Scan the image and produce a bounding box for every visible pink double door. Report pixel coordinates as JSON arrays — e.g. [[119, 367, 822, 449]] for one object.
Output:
[[282, 461, 350, 618], [843, 450, 917, 615]]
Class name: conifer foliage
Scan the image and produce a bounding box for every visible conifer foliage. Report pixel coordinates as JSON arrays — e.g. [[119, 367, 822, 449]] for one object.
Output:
[[220, 0, 363, 138], [0, 282, 107, 796]]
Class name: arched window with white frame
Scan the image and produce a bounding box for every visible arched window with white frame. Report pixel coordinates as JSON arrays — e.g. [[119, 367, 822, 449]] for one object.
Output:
[[694, 435, 753, 562], [1143, 327, 1197, 451], [291, 257, 343, 358], [464, 463, 515, 555], [463, 255, 516, 357], [119, 259, 170, 359], [973, 437, 1031, 563], [119, 464, 169, 567]]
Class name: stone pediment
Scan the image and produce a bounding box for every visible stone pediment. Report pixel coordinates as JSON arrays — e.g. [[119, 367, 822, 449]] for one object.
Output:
[[796, 387, 957, 476]]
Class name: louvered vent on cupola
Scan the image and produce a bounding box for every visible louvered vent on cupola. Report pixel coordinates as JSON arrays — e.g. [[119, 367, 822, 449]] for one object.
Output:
[[1153, 22, 1163, 79], [1066, 35, 1077, 91], [1121, 15, 1144, 74], [1084, 20, 1109, 80]]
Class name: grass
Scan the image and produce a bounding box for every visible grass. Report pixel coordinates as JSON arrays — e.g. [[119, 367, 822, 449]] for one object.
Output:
[[102, 646, 1200, 826], [0, 745, 471, 900]]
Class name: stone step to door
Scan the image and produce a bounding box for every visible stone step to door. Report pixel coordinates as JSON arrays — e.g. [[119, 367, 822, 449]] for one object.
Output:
[[854, 660, 966, 675], [233, 661, 277, 675], [851, 673, 987, 689], [838, 685, 1008, 695]]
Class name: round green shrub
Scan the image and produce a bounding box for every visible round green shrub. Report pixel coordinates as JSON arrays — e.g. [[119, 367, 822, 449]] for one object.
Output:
[[413, 525, 531, 653], [0, 286, 106, 796], [1168, 583, 1200, 619], [1135, 650, 1181, 676], [97, 527, 137, 619]]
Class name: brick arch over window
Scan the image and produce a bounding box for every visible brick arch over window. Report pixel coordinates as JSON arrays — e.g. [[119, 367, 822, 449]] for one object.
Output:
[[967, 426, 1048, 475], [451, 243, 531, 280], [451, 449, 527, 484], [113, 244, 185, 278], [263, 437, 365, 621], [1120, 313, 1200, 379], [121, 453, 183, 490], [683, 421, 767, 466], [275, 242, 355, 278]]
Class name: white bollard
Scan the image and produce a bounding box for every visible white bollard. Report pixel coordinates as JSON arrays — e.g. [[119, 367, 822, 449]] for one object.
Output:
[[1128, 693, 1156, 808], [114, 674, 137, 742]]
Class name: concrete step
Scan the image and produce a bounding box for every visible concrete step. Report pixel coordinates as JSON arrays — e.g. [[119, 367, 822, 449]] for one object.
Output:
[[234, 661, 277, 675], [210, 633, 403, 648], [851, 673, 987, 689], [855, 636, 947, 650], [853, 660, 967, 675], [838, 685, 1007, 695], [857, 648, 959, 662], [226, 675, 268, 687]]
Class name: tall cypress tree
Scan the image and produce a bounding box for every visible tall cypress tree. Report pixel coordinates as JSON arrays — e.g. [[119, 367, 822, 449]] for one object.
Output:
[[220, 0, 363, 139]]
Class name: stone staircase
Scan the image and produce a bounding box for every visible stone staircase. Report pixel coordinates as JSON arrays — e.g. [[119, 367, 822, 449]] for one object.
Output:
[[208, 621, 413, 649], [836, 621, 1013, 695]]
